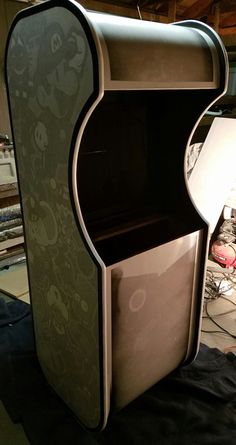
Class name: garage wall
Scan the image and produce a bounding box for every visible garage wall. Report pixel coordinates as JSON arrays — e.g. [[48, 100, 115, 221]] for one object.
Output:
[[0, 0, 29, 138]]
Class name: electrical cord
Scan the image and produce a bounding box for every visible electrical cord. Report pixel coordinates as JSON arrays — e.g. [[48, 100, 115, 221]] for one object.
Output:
[[202, 296, 236, 318], [223, 272, 236, 290], [202, 307, 236, 318], [202, 299, 236, 339], [204, 267, 236, 301], [204, 269, 230, 301], [220, 295, 236, 306], [201, 329, 233, 335]]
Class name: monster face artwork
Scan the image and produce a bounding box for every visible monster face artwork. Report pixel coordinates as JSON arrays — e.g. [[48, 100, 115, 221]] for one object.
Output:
[[6, 5, 102, 430]]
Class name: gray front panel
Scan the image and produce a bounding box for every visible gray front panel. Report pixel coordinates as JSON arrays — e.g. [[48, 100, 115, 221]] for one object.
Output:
[[6, 5, 103, 429], [111, 231, 202, 409]]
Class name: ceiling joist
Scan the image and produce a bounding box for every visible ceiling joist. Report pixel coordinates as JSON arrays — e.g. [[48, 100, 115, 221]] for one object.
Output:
[[69, 1, 236, 35]]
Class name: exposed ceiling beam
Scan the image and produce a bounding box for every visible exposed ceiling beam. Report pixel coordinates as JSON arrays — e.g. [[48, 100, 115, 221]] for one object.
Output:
[[220, 11, 236, 27], [78, 0, 169, 21], [220, 25, 236, 35], [168, 0, 176, 22], [218, 0, 236, 14], [182, 0, 214, 19], [212, 2, 220, 33], [74, 1, 236, 35], [152, 1, 166, 12]]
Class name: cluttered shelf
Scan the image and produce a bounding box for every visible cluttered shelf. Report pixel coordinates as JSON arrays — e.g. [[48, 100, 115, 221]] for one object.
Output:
[[0, 136, 25, 269]]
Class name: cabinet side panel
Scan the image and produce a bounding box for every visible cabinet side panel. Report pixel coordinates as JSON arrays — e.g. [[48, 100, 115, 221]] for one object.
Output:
[[6, 4, 104, 430]]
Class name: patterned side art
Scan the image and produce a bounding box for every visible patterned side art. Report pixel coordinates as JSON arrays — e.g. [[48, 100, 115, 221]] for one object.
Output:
[[6, 5, 102, 429]]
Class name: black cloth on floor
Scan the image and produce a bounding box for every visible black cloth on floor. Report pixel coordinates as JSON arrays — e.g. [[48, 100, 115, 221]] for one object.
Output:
[[0, 296, 236, 445]]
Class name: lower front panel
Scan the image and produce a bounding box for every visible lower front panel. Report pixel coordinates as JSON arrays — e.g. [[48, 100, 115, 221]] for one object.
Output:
[[110, 231, 203, 409]]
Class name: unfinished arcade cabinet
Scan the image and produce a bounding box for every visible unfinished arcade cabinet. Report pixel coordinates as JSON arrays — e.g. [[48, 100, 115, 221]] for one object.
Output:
[[5, 0, 228, 431]]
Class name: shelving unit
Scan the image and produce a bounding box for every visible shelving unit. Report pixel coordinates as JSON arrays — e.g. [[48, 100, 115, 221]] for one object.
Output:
[[0, 145, 24, 263]]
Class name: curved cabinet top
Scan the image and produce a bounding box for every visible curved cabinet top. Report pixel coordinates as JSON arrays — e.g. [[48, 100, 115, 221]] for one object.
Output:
[[88, 11, 228, 92], [7, 0, 228, 94]]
